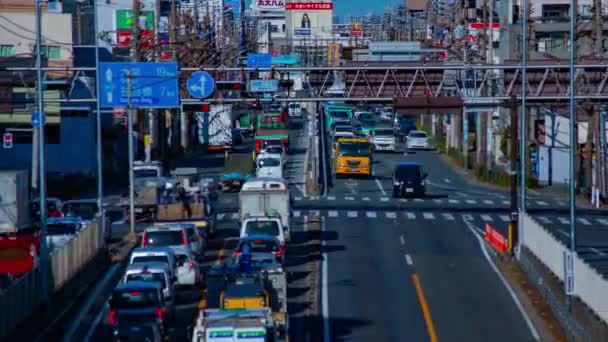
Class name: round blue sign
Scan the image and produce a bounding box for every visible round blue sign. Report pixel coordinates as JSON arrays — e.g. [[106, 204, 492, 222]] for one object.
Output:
[[187, 71, 216, 99]]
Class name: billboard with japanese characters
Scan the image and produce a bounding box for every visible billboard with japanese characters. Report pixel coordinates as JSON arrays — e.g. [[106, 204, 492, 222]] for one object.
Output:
[[252, 0, 285, 12], [285, 1, 333, 38]]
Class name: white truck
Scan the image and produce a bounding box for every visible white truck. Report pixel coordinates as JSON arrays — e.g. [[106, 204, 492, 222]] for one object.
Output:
[[238, 178, 291, 242], [123, 160, 169, 221], [0, 170, 31, 232], [191, 308, 287, 342], [198, 104, 233, 150]]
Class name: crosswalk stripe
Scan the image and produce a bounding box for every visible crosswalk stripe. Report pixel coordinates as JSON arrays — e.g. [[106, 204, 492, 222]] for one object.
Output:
[[462, 214, 473, 221], [536, 201, 549, 206], [293, 210, 301, 218], [577, 218, 591, 225], [466, 199, 477, 204], [406, 212, 416, 219], [231, 213, 240, 220], [481, 214, 493, 222], [362, 197, 370, 201], [294, 197, 302, 201], [448, 199, 459, 204], [328, 210, 338, 218], [311, 210, 320, 216], [558, 217, 569, 224], [433, 199, 442, 203], [558, 201, 567, 206], [399, 198, 408, 203], [537, 216, 552, 224], [597, 218, 608, 226], [442, 213, 455, 220], [366, 211, 377, 218], [423, 212, 435, 220], [345, 196, 355, 201], [217, 213, 226, 220], [499, 215, 510, 222], [483, 200, 494, 205], [380, 197, 389, 202], [327, 196, 336, 201], [347, 211, 358, 218], [502, 200, 510, 205], [386, 212, 397, 219]]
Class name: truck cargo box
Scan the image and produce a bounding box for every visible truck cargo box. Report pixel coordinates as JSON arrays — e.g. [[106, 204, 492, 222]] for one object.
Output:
[[0, 171, 31, 233]]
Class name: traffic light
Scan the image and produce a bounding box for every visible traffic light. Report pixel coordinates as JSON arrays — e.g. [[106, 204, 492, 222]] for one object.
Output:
[[279, 79, 294, 89], [182, 103, 210, 112]]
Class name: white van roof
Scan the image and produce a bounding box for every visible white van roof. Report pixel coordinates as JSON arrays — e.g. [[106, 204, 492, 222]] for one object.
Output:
[[241, 177, 288, 191]]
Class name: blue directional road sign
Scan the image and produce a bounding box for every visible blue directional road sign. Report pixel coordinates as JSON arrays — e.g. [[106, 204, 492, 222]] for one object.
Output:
[[31, 111, 45, 128], [246, 53, 272, 68], [187, 71, 215, 99], [99, 62, 179, 108], [248, 79, 279, 93]]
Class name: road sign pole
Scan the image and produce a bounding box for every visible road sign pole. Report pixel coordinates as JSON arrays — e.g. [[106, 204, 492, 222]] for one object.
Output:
[[93, 0, 105, 242], [127, 73, 136, 237], [567, 0, 577, 306]]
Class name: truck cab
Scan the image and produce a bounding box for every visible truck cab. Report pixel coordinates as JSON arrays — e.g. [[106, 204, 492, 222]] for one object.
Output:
[[134, 160, 164, 179], [334, 137, 373, 176], [255, 113, 289, 152], [239, 178, 291, 243]]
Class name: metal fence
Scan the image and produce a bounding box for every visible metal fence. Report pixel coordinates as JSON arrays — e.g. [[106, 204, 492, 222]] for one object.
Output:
[[0, 217, 105, 339]]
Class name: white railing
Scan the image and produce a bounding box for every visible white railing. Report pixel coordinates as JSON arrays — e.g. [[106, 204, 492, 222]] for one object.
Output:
[[522, 213, 608, 324]]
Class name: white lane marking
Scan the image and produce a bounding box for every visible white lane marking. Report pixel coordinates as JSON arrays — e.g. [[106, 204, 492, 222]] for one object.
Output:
[[217, 213, 226, 220], [399, 198, 408, 202], [405, 254, 414, 266], [345, 196, 355, 201], [321, 216, 330, 342], [442, 213, 455, 221], [448, 199, 459, 204], [362, 197, 370, 201], [577, 218, 591, 225], [375, 178, 387, 196], [481, 214, 493, 222], [327, 196, 336, 201], [444, 178, 451, 183], [558, 229, 569, 238], [414, 198, 424, 202], [499, 215, 511, 222], [406, 212, 416, 219], [311, 210, 320, 216], [462, 220, 541, 341], [433, 199, 442, 204], [366, 211, 377, 218], [590, 247, 607, 256], [294, 196, 303, 201], [231, 213, 240, 220], [462, 214, 473, 221], [537, 216, 551, 224], [558, 217, 569, 224], [502, 200, 510, 205], [328, 210, 338, 218], [400, 235, 405, 245], [386, 212, 397, 219], [113, 220, 125, 225], [295, 184, 305, 195], [293, 210, 301, 218], [558, 201, 567, 206], [466, 199, 477, 204], [347, 211, 358, 218], [483, 200, 494, 205], [536, 201, 549, 206], [380, 197, 389, 202], [423, 212, 435, 220], [597, 218, 608, 225]]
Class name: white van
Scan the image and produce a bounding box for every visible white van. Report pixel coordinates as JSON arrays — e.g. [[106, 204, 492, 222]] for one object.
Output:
[[123, 262, 175, 304], [256, 154, 284, 179], [239, 178, 291, 242]]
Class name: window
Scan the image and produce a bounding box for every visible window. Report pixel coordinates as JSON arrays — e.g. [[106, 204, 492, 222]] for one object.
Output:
[[245, 220, 280, 236], [42, 45, 61, 59], [0, 45, 15, 57], [270, 25, 279, 33], [144, 230, 184, 247]]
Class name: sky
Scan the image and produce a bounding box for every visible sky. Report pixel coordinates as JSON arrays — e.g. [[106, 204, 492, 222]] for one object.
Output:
[[246, 0, 403, 18]]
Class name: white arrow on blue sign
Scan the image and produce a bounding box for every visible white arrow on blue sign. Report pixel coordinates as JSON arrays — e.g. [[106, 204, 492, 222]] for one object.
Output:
[[187, 71, 215, 99], [31, 111, 46, 128]]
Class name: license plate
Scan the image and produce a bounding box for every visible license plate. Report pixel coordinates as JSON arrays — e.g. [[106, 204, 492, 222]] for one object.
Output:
[[406, 188, 414, 193], [232, 180, 241, 185]]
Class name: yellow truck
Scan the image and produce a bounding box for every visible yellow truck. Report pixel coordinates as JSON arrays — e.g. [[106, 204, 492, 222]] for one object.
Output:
[[334, 137, 373, 176]]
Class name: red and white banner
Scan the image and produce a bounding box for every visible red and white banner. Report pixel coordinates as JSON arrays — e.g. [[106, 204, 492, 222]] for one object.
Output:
[[484, 223, 509, 253], [116, 30, 132, 47], [469, 22, 500, 30], [285, 2, 333, 10]]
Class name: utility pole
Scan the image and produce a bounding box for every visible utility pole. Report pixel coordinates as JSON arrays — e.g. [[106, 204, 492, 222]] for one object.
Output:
[[93, 0, 105, 241], [478, 0, 489, 169], [76, 0, 82, 45], [510, 95, 519, 254], [127, 73, 136, 237]]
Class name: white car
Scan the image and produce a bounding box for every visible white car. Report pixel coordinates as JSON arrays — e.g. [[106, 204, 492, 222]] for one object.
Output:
[[240, 215, 287, 247], [256, 155, 284, 179], [288, 102, 303, 118], [46, 217, 83, 249], [406, 130, 431, 150], [172, 246, 202, 286], [372, 127, 398, 152], [123, 262, 176, 303], [261, 144, 286, 163]]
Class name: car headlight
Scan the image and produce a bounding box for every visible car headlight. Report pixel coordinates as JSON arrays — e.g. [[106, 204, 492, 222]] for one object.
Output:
[[421, 180, 426, 186], [393, 181, 400, 186]]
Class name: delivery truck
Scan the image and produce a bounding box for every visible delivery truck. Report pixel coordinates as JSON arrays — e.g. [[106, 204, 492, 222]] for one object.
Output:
[[239, 178, 291, 242]]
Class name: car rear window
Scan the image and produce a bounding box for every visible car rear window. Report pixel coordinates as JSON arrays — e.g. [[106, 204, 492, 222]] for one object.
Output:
[[62, 203, 97, 220], [132, 255, 170, 265], [144, 230, 183, 246], [258, 158, 280, 168], [245, 221, 280, 237], [47, 223, 77, 235], [111, 290, 160, 309], [410, 132, 427, 138], [238, 239, 279, 253], [126, 272, 167, 289], [375, 129, 393, 136], [395, 166, 421, 179]]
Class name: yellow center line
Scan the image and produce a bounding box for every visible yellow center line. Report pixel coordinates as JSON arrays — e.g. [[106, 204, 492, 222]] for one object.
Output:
[[412, 273, 439, 342]]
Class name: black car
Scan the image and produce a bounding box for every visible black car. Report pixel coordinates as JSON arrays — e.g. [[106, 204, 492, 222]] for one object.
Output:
[[392, 162, 428, 197]]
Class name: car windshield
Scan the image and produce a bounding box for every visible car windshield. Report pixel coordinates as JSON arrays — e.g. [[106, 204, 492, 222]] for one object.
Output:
[[144, 231, 183, 247], [245, 220, 280, 236], [126, 272, 167, 289], [331, 111, 349, 119], [132, 255, 170, 265], [175, 254, 190, 267], [265, 146, 283, 154], [395, 165, 422, 180], [258, 158, 281, 168], [375, 129, 393, 137], [111, 290, 160, 309], [338, 142, 370, 157], [63, 203, 97, 220], [47, 223, 77, 235], [238, 240, 279, 253], [409, 132, 427, 138], [134, 169, 159, 178]]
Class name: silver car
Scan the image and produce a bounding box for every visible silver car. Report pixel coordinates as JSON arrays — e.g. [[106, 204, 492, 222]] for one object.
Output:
[[173, 246, 202, 286], [406, 130, 431, 150]]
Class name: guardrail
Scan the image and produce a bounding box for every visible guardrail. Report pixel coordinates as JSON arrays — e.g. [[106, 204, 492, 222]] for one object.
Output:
[[522, 213, 608, 331], [0, 216, 106, 339]]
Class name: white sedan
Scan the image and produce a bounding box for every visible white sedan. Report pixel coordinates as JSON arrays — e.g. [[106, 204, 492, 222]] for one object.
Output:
[[406, 130, 431, 150]]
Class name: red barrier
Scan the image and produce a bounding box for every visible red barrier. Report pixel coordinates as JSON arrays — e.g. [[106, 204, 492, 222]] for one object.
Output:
[[484, 223, 509, 253]]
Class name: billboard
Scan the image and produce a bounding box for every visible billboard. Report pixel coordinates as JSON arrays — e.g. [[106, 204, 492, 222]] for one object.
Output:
[[327, 42, 340, 66], [252, 0, 285, 12], [285, 1, 333, 38]]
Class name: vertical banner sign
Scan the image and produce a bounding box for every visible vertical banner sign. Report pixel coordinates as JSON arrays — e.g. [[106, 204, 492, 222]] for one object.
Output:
[[327, 43, 340, 66], [564, 251, 575, 295]]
